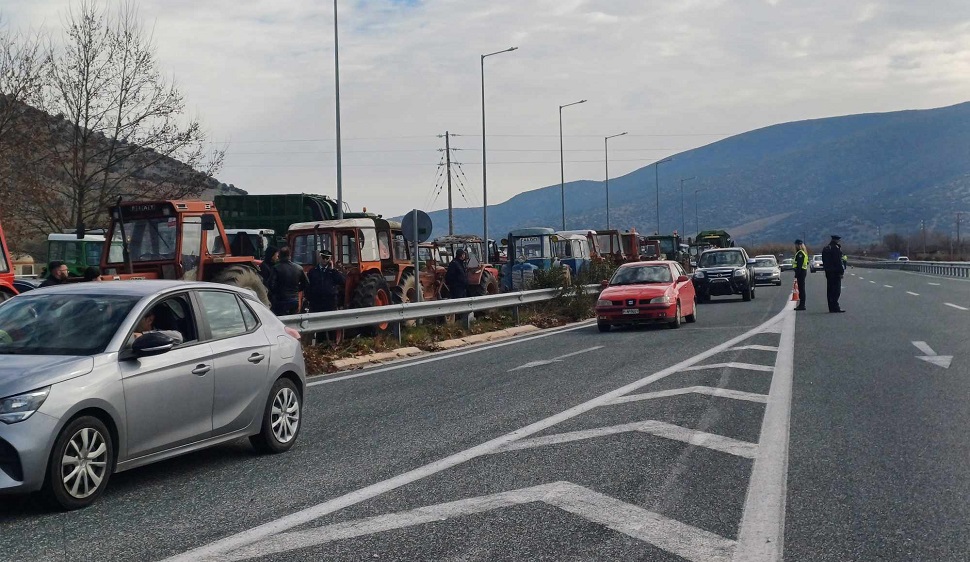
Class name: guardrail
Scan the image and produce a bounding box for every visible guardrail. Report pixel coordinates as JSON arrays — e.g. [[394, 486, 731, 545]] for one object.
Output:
[[848, 257, 970, 279], [279, 284, 601, 337]]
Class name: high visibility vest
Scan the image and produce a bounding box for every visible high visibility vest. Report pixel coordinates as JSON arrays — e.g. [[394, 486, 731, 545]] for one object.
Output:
[[794, 250, 808, 270]]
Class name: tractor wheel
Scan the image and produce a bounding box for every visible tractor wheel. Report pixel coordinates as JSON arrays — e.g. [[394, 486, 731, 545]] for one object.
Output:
[[469, 270, 498, 297], [211, 265, 271, 307], [350, 272, 393, 335], [392, 271, 419, 304]]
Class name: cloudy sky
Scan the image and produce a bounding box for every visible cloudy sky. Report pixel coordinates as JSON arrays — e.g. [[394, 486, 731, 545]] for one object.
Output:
[[7, 0, 970, 217]]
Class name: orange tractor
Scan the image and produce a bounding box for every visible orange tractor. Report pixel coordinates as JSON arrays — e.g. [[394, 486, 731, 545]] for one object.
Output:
[[0, 221, 18, 303], [99, 200, 270, 304], [432, 234, 501, 296]]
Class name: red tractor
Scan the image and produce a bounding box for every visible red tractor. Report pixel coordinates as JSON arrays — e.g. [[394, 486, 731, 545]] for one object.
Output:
[[0, 221, 18, 303], [433, 234, 501, 296], [99, 200, 269, 304]]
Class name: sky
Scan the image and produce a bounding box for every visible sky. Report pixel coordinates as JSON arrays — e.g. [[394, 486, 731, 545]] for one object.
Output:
[[7, 0, 970, 218]]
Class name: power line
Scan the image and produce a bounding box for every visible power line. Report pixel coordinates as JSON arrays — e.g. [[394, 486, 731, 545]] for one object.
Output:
[[222, 158, 681, 169]]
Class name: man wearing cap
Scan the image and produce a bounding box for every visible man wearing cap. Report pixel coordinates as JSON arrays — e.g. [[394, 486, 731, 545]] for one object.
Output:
[[793, 239, 809, 311], [821, 234, 847, 313], [307, 251, 346, 313]]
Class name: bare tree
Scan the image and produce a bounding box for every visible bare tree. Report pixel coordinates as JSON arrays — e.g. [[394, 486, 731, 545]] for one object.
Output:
[[26, 0, 224, 236]]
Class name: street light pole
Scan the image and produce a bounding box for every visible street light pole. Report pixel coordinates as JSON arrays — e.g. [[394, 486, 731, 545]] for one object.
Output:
[[559, 99, 587, 231], [679, 176, 696, 236], [604, 132, 627, 230], [654, 157, 673, 234], [481, 47, 517, 251], [694, 188, 704, 235], [333, 0, 344, 219]]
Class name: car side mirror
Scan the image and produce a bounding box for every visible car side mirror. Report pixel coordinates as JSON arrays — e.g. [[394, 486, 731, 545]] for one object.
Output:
[[677, 275, 689, 283], [747, 259, 757, 266], [132, 331, 177, 357]]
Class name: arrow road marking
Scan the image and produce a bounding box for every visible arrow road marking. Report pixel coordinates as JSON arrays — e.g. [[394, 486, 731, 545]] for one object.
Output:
[[610, 386, 769, 405], [508, 346, 602, 371], [222, 482, 736, 562], [683, 362, 775, 373], [945, 303, 968, 311], [912, 341, 953, 369]]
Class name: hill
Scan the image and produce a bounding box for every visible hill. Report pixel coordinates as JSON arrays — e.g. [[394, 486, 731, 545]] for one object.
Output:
[[420, 102, 970, 248]]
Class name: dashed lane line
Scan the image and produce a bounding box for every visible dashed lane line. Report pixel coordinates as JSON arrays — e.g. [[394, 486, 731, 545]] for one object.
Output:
[[928, 282, 941, 286], [907, 292, 920, 296], [884, 285, 893, 288], [945, 303, 969, 311]]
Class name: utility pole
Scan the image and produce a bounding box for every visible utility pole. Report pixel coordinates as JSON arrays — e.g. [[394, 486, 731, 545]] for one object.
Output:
[[333, 0, 344, 219], [957, 213, 962, 260], [921, 219, 926, 257], [445, 131, 453, 235]]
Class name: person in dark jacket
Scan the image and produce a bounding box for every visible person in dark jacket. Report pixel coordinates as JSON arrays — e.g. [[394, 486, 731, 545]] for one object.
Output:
[[82, 266, 101, 282], [307, 251, 346, 313], [260, 246, 279, 291], [445, 249, 469, 299], [821, 234, 846, 313], [793, 240, 809, 311], [270, 247, 309, 315], [40, 261, 69, 287]]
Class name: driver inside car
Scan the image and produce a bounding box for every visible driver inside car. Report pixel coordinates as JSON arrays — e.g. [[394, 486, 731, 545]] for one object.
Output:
[[129, 306, 184, 347]]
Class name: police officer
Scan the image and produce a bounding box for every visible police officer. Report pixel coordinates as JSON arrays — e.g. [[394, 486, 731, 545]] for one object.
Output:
[[270, 246, 309, 315], [307, 251, 346, 313], [821, 234, 846, 313], [793, 239, 808, 311]]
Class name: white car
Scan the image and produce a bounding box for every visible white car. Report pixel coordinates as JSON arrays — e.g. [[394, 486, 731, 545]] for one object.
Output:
[[896, 256, 910, 262], [753, 256, 782, 286], [810, 254, 823, 273]]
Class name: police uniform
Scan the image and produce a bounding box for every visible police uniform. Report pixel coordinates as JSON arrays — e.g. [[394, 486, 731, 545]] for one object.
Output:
[[821, 235, 846, 313], [793, 240, 808, 311]]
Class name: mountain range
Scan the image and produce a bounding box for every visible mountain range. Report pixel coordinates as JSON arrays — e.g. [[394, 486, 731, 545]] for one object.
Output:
[[417, 102, 970, 248]]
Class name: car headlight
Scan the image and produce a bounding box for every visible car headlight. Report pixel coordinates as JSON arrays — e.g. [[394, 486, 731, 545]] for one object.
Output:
[[649, 296, 673, 304], [694, 271, 705, 279], [596, 299, 612, 307], [733, 269, 746, 277], [0, 387, 51, 424]]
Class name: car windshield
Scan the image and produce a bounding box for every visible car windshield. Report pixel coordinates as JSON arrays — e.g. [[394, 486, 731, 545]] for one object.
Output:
[[755, 258, 777, 267], [698, 251, 745, 267], [610, 265, 672, 285], [0, 294, 139, 355]]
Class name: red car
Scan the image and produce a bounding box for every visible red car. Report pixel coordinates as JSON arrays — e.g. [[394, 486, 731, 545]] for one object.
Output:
[[595, 260, 697, 332]]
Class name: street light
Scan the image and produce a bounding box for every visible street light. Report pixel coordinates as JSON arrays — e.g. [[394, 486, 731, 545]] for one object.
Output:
[[604, 132, 628, 230], [481, 46, 517, 251], [654, 157, 673, 234], [694, 188, 704, 235], [334, 0, 344, 219], [559, 99, 587, 230], [679, 176, 696, 236]]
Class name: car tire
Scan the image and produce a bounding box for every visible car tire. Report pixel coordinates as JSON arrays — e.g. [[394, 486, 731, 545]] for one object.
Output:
[[597, 320, 611, 333], [250, 377, 302, 454], [751, 285, 756, 299], [43, 416, 114, 511], [669, 303, 682, 329], [775, 281, 782, 286], [685, 299, 697, 323], [742, 284, 752, 301]]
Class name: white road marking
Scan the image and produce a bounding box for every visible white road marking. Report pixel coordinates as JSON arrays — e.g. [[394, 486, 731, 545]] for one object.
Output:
[[907, 292, 920, 296], [912, 341, 953, 369], [732, 300, 796, 562], [859, 277, 864, 280], [928, 282, 941, 286], [307, 322, 595, 386], [912, 341, 937, 356], [883, 285, 893, 288], [165, 307, 794, 562], [869, 280, 876, 284], [610, 386, 769, 405], [224, 482, 735, 562], [729, 345, 779, 352], [493, 420, 758, 459], [682, 362, 775, 373], [507, 346, 603, 372], [945, 302, 968, 311]]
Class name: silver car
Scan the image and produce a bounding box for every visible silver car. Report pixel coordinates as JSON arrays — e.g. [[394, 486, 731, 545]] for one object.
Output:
[[0, 281, 306, 510], [752, 255, 782, 286]]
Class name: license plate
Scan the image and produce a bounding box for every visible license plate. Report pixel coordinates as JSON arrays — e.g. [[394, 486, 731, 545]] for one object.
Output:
[[622, 309, 639, 315]]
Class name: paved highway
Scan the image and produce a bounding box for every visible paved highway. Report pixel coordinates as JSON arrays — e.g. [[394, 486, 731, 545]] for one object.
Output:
[[1, 268, 967, 561]]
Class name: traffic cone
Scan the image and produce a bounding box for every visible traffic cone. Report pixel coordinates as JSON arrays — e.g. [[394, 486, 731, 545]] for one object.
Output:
[[791, 280, 799, 302]]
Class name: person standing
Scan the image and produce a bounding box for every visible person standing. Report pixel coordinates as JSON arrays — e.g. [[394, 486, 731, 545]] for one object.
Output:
[[40, 261, 69, 287], [260, 246, 278, 291], [821, 234, 846, 313], [793, 240, 809, 311], [270, 246, 309, 315], [445, 249, 469, 299], [307, 251, 346, 313]]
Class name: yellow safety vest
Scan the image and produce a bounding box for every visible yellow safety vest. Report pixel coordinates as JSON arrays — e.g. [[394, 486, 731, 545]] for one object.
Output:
[[794, 250, 808, 270]]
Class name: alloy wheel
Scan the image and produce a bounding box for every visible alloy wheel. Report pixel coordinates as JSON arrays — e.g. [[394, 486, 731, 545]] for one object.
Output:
[[61, 427, 109, 499], [271, 387, 300, 444]]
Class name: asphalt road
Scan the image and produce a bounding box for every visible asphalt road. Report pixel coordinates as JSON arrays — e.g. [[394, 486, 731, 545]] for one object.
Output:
[[1, 268, 967, 561]]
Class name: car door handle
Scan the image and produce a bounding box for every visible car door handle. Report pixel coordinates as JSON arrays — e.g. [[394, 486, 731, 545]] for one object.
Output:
[[248, 353, 266, 364], [191, 364, 211, 376]]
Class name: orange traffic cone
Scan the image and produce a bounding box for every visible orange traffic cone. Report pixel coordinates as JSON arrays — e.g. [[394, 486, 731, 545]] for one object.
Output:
[[791, 280, 799, 302]]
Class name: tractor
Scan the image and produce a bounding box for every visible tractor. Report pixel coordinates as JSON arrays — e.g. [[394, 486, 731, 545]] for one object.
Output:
[[558, 229, 603, 262], [647, 232, 694, 272], [552, 233, 592, 278], [99, 200, 269, 305], [433, 234, 501, 296], [502, 227, 574, 290], [46, 230, 118, 278], [0, 221, 18, 303]]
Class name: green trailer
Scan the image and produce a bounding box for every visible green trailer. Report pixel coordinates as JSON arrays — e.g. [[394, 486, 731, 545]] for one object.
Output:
[[215, 194, 348, 249]]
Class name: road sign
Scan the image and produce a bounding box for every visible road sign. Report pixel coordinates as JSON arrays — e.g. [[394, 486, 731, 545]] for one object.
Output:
[[402, 210, 432, 243]]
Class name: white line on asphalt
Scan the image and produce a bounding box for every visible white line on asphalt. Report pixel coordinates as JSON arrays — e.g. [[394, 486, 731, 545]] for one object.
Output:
[[884, 285, 893, 288], [307, 321, 595, 386], [729, 345, 779, 352], [682, 362, 775, 373], [610, 386, 769, 405], [224, 482, 735, 562], [869, 280, 876, 284], [945, 303, 969, 311], [732, 297, 796, 562], [492, 420, 759, 458], [507, 346, 603, 372], [912, 341, 937, 356], [907, 292, 920, 296], [859, 277, 864, 280], [165, 307, 794, 562], [928, 282, 941, 286]]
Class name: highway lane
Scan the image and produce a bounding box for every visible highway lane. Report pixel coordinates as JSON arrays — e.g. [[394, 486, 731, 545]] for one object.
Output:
[[785, 267, 970, 561], [1, 283, 792, 562]]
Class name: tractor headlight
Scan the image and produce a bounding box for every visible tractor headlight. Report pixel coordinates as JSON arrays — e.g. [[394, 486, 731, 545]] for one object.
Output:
[[0, 387, 50, 424]]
